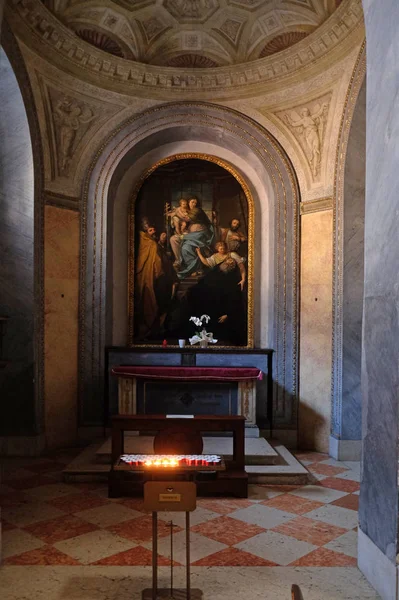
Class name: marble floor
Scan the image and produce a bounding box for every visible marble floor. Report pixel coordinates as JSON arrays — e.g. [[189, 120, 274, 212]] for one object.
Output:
[[0, 450, 380, 599]]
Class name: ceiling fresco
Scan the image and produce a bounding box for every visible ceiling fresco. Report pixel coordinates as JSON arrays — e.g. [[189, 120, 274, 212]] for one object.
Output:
[[41, 0, 341, 66]]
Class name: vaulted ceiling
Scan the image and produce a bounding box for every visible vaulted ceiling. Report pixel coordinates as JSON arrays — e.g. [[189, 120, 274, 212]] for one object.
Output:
[[41, 0, 342, 67]]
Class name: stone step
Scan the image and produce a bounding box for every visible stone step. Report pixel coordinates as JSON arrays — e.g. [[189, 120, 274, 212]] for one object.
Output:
[[62, 440, 311, 486], [95, 435, 280, 466]]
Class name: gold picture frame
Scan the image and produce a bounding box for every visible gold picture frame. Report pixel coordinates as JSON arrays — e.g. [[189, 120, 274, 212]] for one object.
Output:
[[128, 153, 254, 349]]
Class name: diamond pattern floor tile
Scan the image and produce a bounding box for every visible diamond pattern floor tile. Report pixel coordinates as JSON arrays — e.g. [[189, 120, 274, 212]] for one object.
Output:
[[335, 470, 361, 482], [0, 451, 363, 570], [229, 503, 295, 529], [197, 498, 254, 514], [75, 503, 143, 527], [289, 485, 348, 504], [192, 547, 278, 566], [324, 529, 358, 558], [320, 477, 360, 493], [53, 530, 137, 565], [304, 504, 359, 530], [331, 494, 359, 511], [272, 515, 347, 546], [295, 452, 328, 463], [235, 530, 316, 566], [25, 483, 81, 501], [47, 493, 109, 514], [3, 500, 66, 527], [24, 515, 99, 544], [107, 515, 180, 544], [290, 547, 357, 566], [158, 507, 219, 528], [4, 545, 82, 565], [261, 493, 324, 515], [145, 530, 228, 565], [2, 529, 44, 559], [191, 515, 266, 545], [93, 546, 179, 566], [308, 464, 349, 477]]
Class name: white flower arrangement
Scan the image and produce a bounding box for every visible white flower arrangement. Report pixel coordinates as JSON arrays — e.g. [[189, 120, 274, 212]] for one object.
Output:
[[188, 314, 218, 346]]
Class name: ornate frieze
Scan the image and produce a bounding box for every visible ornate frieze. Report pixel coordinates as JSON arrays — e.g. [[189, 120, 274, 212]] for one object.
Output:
[[5, 0, 364, 98]]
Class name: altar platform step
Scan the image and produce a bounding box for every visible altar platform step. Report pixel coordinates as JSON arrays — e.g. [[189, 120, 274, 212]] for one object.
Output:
[[62, 438, 311, 486], [95, 435, 279, 466]]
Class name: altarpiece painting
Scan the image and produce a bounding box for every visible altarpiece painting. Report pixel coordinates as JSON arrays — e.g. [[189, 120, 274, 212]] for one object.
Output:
[[129, 156, 253, 347]]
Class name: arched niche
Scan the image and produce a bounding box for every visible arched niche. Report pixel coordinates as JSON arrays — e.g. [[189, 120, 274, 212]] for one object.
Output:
[[126, 154, 255, 348], [81, 102, 299, 434]]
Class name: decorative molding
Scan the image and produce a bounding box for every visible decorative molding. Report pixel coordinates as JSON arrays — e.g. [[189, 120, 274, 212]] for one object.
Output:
[[331, 42, 366, 438], [5, 0, 364, 98], [80, 102, 299, 429], [300, 197, 333, 214], [44, 191, 80, 211], [276, 92, 332, 181]]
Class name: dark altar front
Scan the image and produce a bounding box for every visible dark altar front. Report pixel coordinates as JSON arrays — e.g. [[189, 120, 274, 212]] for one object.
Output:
[[105, 348, 273, 435]]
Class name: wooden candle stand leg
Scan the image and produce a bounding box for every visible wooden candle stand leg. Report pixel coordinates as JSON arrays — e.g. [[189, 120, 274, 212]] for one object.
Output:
[[142, 510, 202, 600]]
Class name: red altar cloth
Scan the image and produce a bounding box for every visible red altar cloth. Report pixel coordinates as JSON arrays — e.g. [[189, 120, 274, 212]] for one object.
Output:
[[111, 366, 263, 382]]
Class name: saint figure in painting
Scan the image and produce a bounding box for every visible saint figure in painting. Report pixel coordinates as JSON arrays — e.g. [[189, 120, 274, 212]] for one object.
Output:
[[189, 241, 247, 345], [177, 198, 214, 279], [219, 218, 247, 253], [135, 222, 177, 340]]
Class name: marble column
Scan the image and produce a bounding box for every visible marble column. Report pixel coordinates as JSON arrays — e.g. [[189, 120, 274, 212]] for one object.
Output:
[[358, 2, 399, 598], [0, 47, 38, 448], [330, 80, 366, 461]]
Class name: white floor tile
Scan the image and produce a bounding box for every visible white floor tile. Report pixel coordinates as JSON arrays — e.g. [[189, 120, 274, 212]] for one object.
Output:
[[324, 530, 358, 558], [335, 470, 361, 482], [289, 485, 348, 504], [2, 529, 44, 559], [235, 530, 316, 566], [75, 503, 143, 527], [144, 530, 227, 565], [3, 501, 65, 527], [54, 530, 137, 565], [26, 483, 79, 501], [304, 505, 359, 530], [229, 504, 295, 529], [157, 507, 218, 528]]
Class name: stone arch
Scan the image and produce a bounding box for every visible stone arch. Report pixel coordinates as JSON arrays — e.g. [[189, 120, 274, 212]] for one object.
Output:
[[80, 102, 300, 437], [0, 23, 45, 452]]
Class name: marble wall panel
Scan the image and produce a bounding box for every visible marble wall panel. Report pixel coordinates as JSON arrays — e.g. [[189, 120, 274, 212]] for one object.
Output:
[[44, 205, 79, 448], [358, 0, 399, 570], [0, 47, 35, 435], [341, 80, 365, 440], [299, 209, 333, 452]]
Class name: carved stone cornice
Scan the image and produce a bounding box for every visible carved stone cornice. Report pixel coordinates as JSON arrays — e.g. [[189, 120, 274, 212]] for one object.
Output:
[[44, 191, 80, 212], [300, 197, 333, 215], [5, 0, 364, 99]]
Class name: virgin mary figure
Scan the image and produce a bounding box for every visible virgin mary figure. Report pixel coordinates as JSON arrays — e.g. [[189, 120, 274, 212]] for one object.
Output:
[[177, 198, 214, 279]]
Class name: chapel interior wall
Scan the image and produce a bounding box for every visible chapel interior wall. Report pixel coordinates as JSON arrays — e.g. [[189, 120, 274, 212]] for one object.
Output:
[[0, 0, 366, 452]]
